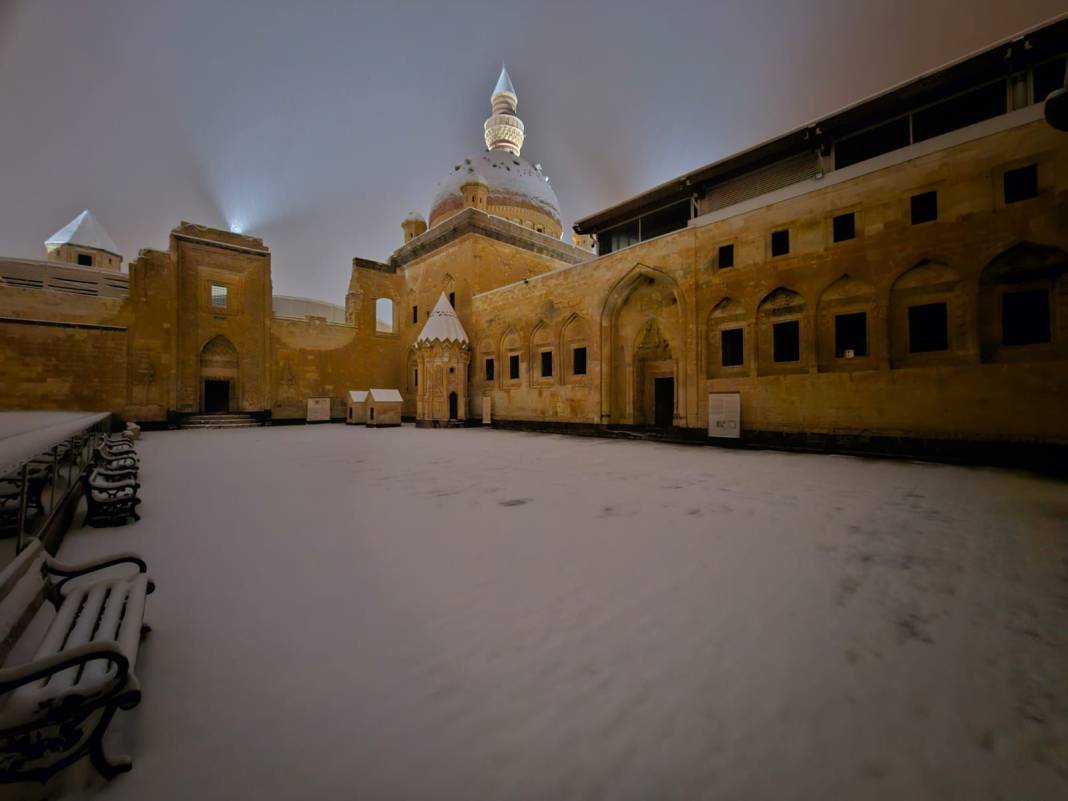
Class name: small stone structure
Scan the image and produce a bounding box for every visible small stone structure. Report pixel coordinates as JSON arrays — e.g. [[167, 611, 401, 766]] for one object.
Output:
[[346, 390, 368, 424], [367, 388, 402, 427], [414, 294, 469, 427]]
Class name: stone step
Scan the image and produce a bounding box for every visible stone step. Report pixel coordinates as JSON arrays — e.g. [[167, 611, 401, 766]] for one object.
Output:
[[179, 413, 261, 430]]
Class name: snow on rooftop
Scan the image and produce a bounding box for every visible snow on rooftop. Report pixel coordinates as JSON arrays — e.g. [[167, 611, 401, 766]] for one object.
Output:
[[369, 388, 402, 402], [47, 426, 1068, 799], [431, 151, 560, 224], [347, 390, 368, 403], [415, 293, 468, 347], [44, 210, 121, 256]]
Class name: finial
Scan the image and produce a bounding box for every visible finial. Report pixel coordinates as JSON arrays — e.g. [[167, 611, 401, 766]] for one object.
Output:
[[484, 64, 524, 156]]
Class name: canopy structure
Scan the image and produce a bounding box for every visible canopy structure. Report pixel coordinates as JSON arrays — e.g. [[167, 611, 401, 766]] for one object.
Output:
[[0, 411, 109, 477], [44, 210, 121, 257], [415, 293, 468, 347]]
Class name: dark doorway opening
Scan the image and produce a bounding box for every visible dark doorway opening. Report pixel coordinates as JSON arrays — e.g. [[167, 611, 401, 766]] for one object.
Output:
[[203, 380, 230, 414], [448, 391, 458, 420], [653, 377, 674, 428]]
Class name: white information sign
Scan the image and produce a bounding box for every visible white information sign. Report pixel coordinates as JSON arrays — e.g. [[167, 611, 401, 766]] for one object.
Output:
[[707, 392, 741, 439], [482, 395, 492, 425]]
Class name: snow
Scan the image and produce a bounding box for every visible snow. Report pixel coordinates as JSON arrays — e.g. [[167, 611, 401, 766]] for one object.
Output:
[[44, 210, 121, 257], [430, 151, 561, 223], [369, 388, 402, 402], [415, 293, 468, 346], [31, 426, 1068, 800]]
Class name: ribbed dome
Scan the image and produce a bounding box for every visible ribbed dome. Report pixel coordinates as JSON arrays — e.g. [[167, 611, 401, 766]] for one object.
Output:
[[428, 151, 561, 232]]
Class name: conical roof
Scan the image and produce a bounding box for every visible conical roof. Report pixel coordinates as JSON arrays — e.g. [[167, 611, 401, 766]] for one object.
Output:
[[415, 293, 468, 346], [45, 210, 120, 256], [494, 65, 515, 97]]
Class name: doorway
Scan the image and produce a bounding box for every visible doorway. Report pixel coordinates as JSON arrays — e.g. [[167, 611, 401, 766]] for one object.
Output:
[[203, 380, 230, 414], [653, 377, 674, 428], [448, 391, 458, 420]]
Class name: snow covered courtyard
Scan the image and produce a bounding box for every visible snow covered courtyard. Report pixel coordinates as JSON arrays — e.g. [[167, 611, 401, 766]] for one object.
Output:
[[45, 425, 1068, 800]]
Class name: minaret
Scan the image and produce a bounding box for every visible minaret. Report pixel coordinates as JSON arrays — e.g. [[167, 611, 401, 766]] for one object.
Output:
[[483, 65, 525, 156]]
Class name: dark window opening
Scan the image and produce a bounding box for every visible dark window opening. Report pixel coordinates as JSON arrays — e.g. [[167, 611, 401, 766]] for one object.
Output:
[[414, 369, 418, 387], [598, 219, 639, 256], [834, 312, 868, 358], [540, 350, 553, 378], [911, 191, 938, 224], [772, 320, 800, 362], [720, 328, 744, 367], [771, 229, 790, 257], [509, 354, 520, 380], [718, 244, 734, 269], [1002, 289, 1051, 346], [76, 253, 93, 266], [832, 212, 855, 243], [912, 81, 1006, 143], [1033, 56, 1068, 104], [908, 302, 949, 353], [449, 366, 455, 374], [1004, 164, 1038, 204], [835, 116, 910, 169], [640, 200, 691, 241], [448, 291, 456, 308], [485, 357, 494, 381], [573, 346, 587, 375], [412, 305, 418, 323]]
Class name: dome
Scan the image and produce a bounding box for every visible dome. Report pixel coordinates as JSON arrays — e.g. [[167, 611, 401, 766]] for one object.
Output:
[[429, 151, 561, 234], [403, 211, 426, 223]]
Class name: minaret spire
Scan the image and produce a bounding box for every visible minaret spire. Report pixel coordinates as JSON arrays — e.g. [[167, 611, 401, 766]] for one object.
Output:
[[484, 64, 525, 156]]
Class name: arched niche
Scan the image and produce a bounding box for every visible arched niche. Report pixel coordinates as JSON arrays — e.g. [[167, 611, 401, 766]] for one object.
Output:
[[816, 275, 875, 371], [706, 297, 747, 377], [889, 260, 961, 366], [199, 335, 239, 413], [756, 287, 807, 375], [560, 314, 591, 382]]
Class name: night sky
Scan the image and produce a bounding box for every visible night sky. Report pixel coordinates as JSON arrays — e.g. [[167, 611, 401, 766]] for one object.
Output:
[[0, 0, 1062, 302]]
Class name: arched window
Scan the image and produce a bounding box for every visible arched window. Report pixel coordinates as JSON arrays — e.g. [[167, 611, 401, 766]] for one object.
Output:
[[501, 328, 521, 384], [978, 243, 1067, 362], [530, 321, 554, 384], [817, 275, 875, 371], [561, 314, 591, 381], [889, 260, 960, 367], [707, 298, 746, 377], [375, 298, 394, 333], [757, 287, 807, 375], [480, 338, 496, 383]]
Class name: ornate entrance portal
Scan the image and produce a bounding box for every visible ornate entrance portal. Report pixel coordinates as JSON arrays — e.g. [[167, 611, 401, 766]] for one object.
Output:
[[199, 335, 238, 414]]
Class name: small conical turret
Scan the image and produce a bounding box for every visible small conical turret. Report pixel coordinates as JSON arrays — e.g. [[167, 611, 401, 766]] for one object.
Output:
[[484, 65, 525, 156]]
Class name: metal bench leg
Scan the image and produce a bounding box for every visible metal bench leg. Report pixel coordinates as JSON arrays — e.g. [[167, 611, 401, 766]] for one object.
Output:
[[87, 704, 133, 780]]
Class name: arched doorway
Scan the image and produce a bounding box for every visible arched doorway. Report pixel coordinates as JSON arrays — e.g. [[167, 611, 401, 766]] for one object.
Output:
[[200, 335, 238, 414], [448, 391, 458, 420], [600, 265, 686, 427]]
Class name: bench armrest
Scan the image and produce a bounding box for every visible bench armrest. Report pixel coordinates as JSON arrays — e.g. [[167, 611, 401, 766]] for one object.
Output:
[[45, 551, 147, 578], [0, 642, 129, 697]]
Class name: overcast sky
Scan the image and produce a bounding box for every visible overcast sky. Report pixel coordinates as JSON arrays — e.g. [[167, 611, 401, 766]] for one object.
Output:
[[0, 0, 1063, 302]]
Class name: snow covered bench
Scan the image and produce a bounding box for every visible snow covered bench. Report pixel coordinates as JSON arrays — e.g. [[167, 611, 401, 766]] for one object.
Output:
[[0, 463, 54, 536], [81, 470, 141, 527], [0, 539, 155, 783]]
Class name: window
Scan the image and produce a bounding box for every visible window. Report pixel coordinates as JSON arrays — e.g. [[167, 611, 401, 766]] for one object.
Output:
[[771, 229, 790, 257], [449, 291, 456, 308], [720, 328, 743, 367], [77, 253, 93, 266], [375, 298, 394, 333], [540, 350, 553, 378], [412, 305, 418, 324], [911, 191, 938, 224], [640, 200, 691, 241], [718, 244, 734, 269], [485, 357, 494, 381], [414, 368, 418, 387], [834, 312, 867, 357], [509, 354, 520, 380], [573, 346, 587, 375], [832, 213, 855, 243], [1002, 289, 1051, 346], [598, 219, 639, 255], [772, 320, 800, 362], [211, 284, 228, 309], [908, 302, 948, 353], [835, 116, 910, 169], [1004, 164, 1038, 204], [1033, 56, 1068, 104], [912, 81, 1006, 143]]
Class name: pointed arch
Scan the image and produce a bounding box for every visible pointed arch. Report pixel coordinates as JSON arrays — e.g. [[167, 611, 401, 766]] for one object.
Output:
[[706, 297, 747, 376], [530, 320, 554, 384], [889, 260, 960, 366], [756, 287, 807, 374], [978, 241, 1067, 361], [499, 326, 522, 385], [560, 313, 591, 382], [599, 263, 688, 426], [817, 275, 875, 369]]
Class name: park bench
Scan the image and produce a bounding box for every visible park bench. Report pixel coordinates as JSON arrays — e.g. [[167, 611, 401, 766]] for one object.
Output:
[[0, 464, 54, 537], [81, 470, 141, 527], [0, 539, 155, 783]]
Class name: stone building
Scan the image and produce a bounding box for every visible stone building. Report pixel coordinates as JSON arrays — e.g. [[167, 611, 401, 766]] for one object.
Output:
[[414, 293, 470, 427], [2, 18, 1068, 457]]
